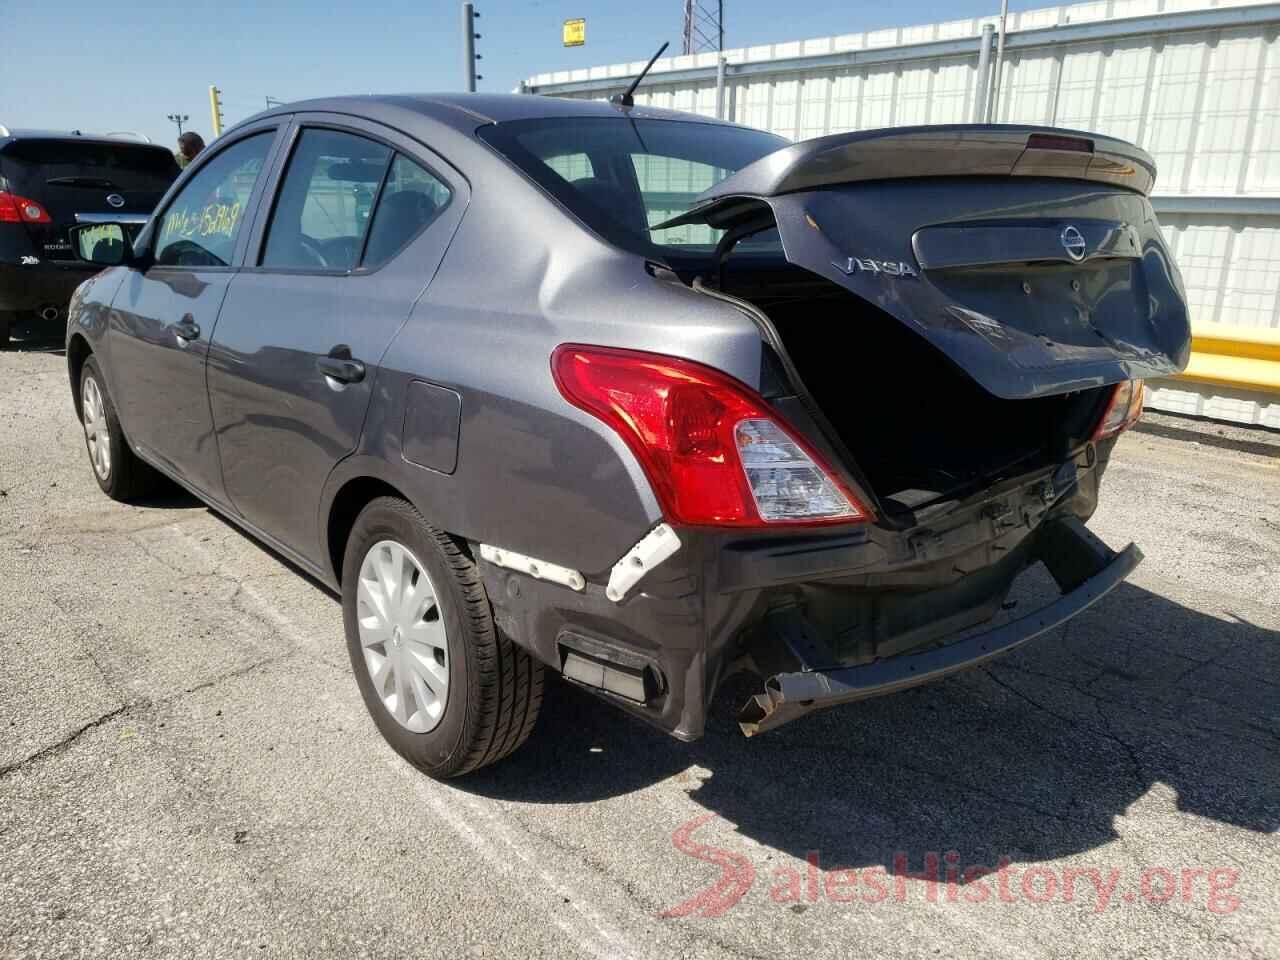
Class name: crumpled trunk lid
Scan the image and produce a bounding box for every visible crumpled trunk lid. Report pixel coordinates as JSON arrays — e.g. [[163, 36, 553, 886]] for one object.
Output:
[[664, 126, 1191, 400]]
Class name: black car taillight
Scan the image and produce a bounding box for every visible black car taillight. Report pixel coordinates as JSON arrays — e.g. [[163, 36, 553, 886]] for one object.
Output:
[[0, 191, 52, 224]]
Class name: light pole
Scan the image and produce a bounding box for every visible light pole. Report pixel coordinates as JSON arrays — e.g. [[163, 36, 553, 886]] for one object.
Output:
[[166, 113, 189, 136]]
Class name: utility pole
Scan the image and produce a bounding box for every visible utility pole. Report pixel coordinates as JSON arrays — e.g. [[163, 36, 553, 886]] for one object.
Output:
[[462, 3, 482, 92], [681, 0, 724, 55], [166, 113, 189, 136], [208, 85, 225, 137]]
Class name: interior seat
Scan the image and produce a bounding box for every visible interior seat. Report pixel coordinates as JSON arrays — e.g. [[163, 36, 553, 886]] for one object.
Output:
[[365, 189, 440, 265]]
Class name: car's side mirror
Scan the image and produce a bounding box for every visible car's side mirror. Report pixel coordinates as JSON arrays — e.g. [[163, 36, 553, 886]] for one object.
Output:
[[69, 222, 134, 267]]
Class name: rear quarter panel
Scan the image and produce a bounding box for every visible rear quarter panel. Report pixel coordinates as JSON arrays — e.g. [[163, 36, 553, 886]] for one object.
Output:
[[333, 172, 764, 578]]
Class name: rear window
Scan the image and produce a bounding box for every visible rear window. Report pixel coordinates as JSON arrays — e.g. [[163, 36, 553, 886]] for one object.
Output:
[[1, 139, 179, 193], [478, 117, 786, 266]]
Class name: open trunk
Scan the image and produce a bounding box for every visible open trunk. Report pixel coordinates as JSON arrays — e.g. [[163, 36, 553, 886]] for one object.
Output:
[[728, 264, 1112, 509], [667, 126, 1192, 512]]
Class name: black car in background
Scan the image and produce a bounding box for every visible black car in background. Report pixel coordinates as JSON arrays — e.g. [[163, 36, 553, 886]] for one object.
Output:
[[0, 128, 179, 346]]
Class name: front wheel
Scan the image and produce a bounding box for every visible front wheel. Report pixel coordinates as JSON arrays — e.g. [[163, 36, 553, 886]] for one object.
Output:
[[79, 357, 161, 501], [342, 497, 543, 778]]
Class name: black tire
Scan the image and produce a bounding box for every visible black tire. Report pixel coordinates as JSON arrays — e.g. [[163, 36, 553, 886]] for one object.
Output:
[[79, 357, 162, 501], [342, 496, 543, 778], [0, 312, 11, 349]]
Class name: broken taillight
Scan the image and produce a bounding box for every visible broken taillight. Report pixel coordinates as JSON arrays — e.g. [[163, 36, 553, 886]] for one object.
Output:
[[551, 344, 870, 528], [1093, 378, 1145, 440]]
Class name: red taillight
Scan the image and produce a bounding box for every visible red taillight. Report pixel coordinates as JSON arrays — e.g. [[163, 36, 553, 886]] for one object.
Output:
[[0, 191, 51, 224], [1092, 378, 1145, 440], [551, 344, 870, 528]]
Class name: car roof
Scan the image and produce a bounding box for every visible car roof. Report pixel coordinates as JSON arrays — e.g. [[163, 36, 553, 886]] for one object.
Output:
[[240, 93, 741, 138]]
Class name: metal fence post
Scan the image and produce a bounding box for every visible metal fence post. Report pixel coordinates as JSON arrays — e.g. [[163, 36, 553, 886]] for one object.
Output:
[[973, 24, 995, 122], [990, 0, 1009, 121], [715, 55, 726, 120]]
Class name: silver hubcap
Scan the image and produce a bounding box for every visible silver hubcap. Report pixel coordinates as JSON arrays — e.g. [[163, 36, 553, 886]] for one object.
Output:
[[357, 540, 449, 733], [82, 376, 111, 480]]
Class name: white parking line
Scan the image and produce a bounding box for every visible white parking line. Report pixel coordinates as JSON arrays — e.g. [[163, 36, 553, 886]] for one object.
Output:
[[170, 523, 646, 960]]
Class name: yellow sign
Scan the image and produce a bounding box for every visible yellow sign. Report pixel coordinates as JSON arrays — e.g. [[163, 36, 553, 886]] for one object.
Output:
[[563, 18, 585, 47]]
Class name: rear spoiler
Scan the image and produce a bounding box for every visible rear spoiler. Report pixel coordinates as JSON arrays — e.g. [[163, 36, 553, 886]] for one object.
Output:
[[659, 124, 1155, 230]]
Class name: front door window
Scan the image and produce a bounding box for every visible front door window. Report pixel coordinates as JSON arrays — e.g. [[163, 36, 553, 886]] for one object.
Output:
[[153, 132, 273, 267]]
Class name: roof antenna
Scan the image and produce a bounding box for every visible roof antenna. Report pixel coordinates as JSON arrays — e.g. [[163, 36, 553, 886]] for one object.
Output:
[[611, 42, 669, 109]]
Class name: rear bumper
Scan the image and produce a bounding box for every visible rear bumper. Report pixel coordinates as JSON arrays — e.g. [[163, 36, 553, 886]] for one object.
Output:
[[739, 528, 1141, 735], [0, 261, 97, 315], [477, 448, 1130, 742]]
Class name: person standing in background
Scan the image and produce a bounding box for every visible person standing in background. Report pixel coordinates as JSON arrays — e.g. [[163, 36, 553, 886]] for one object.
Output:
[[175, 131, 205, 169]]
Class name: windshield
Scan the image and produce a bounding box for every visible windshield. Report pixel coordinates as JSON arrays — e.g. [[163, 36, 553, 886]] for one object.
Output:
[[478, 117, 787, 264]]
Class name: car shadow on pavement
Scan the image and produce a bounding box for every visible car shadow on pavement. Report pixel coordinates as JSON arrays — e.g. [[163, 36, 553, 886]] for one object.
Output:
[[461, 579, 1278, 874]]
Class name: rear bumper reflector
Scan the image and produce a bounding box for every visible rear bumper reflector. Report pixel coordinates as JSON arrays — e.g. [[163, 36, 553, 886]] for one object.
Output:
[[558, 629, 666, 704]]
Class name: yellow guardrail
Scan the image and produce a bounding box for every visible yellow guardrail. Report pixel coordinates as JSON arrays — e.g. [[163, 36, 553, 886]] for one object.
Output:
[[1176, 324, 1280, 394]]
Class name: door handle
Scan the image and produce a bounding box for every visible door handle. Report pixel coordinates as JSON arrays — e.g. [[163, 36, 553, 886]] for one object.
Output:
[[317, 353, 366, 384], [173, 316, 200, 341]]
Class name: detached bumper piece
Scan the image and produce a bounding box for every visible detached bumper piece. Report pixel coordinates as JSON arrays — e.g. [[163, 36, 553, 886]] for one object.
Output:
[[738, 518, 1142, 736]]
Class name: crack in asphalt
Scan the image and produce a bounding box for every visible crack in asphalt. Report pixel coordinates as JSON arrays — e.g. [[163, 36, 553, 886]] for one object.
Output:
[[893, 753, 1077, 824], [0, 644, 326, 783], [177, 650, 300, 698], [981, 666, 1148, 790], [0, 704, 132, 780], [991, 654, 1274, 750]]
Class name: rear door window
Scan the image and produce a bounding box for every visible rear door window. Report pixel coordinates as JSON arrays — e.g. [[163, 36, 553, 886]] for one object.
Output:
[[360, 154, 451, 269], [261, 129, 391, 271], [153, 132, 273, 267]]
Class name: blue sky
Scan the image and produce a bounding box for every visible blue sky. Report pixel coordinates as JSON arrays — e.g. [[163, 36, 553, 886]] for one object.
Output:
[[2, 1, 1032, 147]]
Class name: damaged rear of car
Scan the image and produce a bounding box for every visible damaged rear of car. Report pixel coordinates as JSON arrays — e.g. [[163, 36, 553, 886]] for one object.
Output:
[[64, 95, 1192, 778], [480, 118, 1189, 738]]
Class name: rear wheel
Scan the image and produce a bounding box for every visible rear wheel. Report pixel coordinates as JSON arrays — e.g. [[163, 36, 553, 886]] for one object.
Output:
[[342, 497, 543, 778], [79, 357, 161, 501]]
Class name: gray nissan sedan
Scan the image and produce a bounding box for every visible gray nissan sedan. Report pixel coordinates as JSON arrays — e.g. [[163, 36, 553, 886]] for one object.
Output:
[[66, 94, 1190, 777]]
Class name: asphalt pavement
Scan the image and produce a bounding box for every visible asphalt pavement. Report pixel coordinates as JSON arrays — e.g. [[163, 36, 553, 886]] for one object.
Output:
[[1, 336, 1277, 959]]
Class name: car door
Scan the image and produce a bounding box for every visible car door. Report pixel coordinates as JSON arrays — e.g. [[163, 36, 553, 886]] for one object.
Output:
[[207, 116, 466, 561], [107, 125, 283, 506]]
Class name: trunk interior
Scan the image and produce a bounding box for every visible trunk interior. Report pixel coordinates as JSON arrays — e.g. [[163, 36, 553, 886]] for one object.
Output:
[[723, 263, 1111, 512]]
